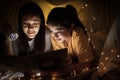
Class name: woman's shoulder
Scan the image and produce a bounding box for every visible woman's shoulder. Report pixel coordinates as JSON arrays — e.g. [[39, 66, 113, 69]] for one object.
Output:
[[45, 26, 50, 34], [44, 27, 52, 52]]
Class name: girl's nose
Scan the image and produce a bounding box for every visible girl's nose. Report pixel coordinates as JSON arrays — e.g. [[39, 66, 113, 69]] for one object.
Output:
[[52, 33, 58, 37], [28, 24, 34, 29]]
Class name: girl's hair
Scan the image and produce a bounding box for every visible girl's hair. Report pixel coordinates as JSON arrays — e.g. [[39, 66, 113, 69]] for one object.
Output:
[[65, 5, 87, 35], [47, 7, 73, 29], [47, 5, 87, 35], [18, 2, 45, 56]]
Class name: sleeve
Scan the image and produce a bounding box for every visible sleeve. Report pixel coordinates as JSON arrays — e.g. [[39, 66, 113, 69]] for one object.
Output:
[[44, 27, 53, 52], [0, 71, 24, 80]]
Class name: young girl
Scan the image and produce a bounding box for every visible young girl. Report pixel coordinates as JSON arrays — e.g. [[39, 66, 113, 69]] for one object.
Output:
[[46, 5, 94, 77], [17, 2, 51, 56], [16, 2, 52, 78], [0, 2, 52, 80]]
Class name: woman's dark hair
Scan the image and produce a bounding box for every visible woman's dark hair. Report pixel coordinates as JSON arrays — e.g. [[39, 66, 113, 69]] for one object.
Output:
[[18, 2, 45, 56], [65, 5, 87, 34], [47, 7, 73, 29], [47, 5, 87, 35]]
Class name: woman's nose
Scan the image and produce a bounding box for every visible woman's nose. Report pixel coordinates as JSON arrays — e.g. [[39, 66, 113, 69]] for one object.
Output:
[[28, 25, 34, 29], [52, 33, 58, 37]]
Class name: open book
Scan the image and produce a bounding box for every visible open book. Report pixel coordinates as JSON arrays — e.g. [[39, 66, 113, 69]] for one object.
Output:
[[0, 48, 68, 73]]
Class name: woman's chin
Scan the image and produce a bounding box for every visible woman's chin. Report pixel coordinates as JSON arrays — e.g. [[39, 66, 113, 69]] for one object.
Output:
[[28, 35, 35, 39]]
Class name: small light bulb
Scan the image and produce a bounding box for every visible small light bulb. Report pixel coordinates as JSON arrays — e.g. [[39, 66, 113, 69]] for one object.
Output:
[[117, 55, 120, 58], [101, 52, 104, 55], [105, 57, 109, 60], [85, 4, 88, 7]]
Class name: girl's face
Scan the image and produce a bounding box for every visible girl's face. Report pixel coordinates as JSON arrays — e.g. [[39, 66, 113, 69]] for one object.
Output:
[[47, 24, 72, 43], [22, 14, 40, 40]]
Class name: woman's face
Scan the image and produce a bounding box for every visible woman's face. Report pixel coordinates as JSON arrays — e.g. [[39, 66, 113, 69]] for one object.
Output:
[[22, 14, 40, 39], [47, 24, 72, 43]]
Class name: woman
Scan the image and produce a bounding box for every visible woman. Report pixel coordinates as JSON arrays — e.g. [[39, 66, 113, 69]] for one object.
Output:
[[17, 1, 52, 77], [0, 2, 52, 80], [17, 2, 51, 56], [46, 5, 94, 78]]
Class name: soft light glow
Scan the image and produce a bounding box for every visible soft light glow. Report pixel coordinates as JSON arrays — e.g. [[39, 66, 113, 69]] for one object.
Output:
[[105, 57, 109, 60], [88, 38, 91, 41], [85, 28, 87, 31], [110, 49, 115, 53], [93, 45, 96, 49], [97, 66, 99, 69], [73, 70, 77, 76], [84, 49, 87, 52], [85, 58, 88, 61], [101, 52, 104, 55], [92, 16, 96, 20], [82, 67, 89, 72], [100, 62, 104, 65], [18, 78, 21, 80], [36, 73, 41, 76], [90, 27, 93, 32], [85, 4, 88, 7], [80, 18, 84, 20], [103, 67, 106, 70], [117, 55, 120, 58], [82, 6, 84, 9]]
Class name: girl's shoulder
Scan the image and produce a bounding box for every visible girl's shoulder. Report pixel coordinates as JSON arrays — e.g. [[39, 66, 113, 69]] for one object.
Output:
[[45, 27, 50, 34]]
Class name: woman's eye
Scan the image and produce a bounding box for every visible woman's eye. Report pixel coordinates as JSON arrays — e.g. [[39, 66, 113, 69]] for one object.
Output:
[[23, 24, 29, 28], [33, 25, 37, 27], [22, 23, 39, 28], [57, 31, 63, 33], [56, 32, 63, 36], [33, 23, 39, 27]]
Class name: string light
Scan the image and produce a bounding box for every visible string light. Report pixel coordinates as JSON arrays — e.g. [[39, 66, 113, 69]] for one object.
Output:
[[101, 52, 104, 55], [85, 58, 88, 61], [84, 49, 87, 52], [110, 49, 115, 53], [90, 27, 93, 32], [73, 70, 77, 76], [70, 70, 76, 76], [92, 16, 96, 20], [105, 57, 109, 60], [100, 62, 104, 65], [82, 67, 89, 72], [36, 73, 41, 76], [82, 6, 84, 9], [88, 38, 91, 41], [103, 67, 106, 70], [85, 28, 88, 31], [85, 4, 88, 7], [117, 55, 120, 58], [18, 78, 21, 80], [97, 66, 99, 69], [80, 18, 84, 20]]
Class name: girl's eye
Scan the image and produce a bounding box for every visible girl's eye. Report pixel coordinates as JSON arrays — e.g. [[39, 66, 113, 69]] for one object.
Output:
[[33, 23, 39, 28], [23, 24, 29, 28], [33, 23, 39, 26], [22, 23, 40, 28], [57, 32, 62, 34]]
